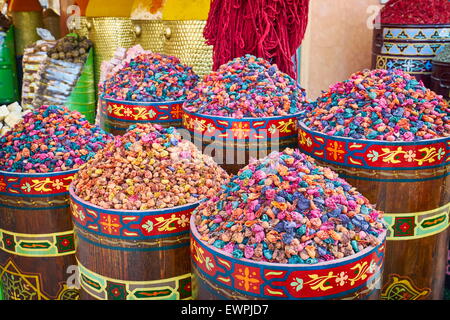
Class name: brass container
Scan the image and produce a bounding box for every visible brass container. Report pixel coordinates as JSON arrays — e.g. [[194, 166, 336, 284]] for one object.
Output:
[[72, 17, 212, 85], [11, 11, 43, 56]]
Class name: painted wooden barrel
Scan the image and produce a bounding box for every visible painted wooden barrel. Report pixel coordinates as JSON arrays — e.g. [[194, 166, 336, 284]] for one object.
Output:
[[372, 24, 450, 87], [99, 94, 185, 135], [69, 186, 195, 300], [182, 108, 300, 175], [430, 60, 450, 103], [190, 216, 386, 300], [0, 27, 19, 104], [0, 169, 79, 300], [298, 123, 450, 300]]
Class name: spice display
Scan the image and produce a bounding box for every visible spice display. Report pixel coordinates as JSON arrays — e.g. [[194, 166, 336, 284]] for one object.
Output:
[[380, 0, 450, 25], [0, 102, 31, 136], [72, 123, 230, 210], [193, 148, 385, 264], [102, 52, 199, 102], [0, 105, 112, 173], [300, 69, 450, 141], [184, 55, 306, 118]]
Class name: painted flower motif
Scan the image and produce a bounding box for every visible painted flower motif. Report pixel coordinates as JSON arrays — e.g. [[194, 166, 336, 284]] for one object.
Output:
[[404, 150, 416, 162], [268, 124, 278, 134], [124, 108, 133, 117], [142, 220, 154, 232], [290, 277, 303, 292], [367, 150, 379, 162], [76, 208, 85, 222], [205, 257, 214, 271], [177, 214, 189, 228], [437, 148, 445, 160], [305, 137, 313, 147], [206, 123, 216, 133], [52, 179, 64, 190], [148, 109, 156, 118], [107, 105, 114, 113], [335, 271, 348, 286], [368, 260, 377, 274], [21, 182, 31, 193], [194, 119, 207, 132]]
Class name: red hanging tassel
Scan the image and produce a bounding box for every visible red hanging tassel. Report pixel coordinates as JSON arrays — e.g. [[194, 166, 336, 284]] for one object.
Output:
[[204, 0, 310, 79]]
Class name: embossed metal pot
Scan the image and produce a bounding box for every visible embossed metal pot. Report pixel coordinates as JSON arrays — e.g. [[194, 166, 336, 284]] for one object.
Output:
[[0, 169, 79, 300], [298, 122, 450, 300], [191, 216, 386, 300], [182, 108, 300, 175], [372, 24, 450, 87], [69, 186, 196, 300]]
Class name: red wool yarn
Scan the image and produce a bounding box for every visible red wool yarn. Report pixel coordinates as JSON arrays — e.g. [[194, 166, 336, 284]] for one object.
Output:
[[203, 0, 310, 79], [380, 0, 450, 24]]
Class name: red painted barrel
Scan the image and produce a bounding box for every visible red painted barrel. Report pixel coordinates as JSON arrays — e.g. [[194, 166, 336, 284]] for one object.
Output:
[[298, 122, 450, 300], [0, 169, 79, 300], [69, 186, 196, 300], [191, 216, 386, 300], [182, 108, 300, 174]]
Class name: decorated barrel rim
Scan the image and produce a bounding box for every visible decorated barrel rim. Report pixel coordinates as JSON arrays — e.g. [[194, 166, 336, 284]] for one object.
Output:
[[99, 93, 185, 136], [0, 168, 79, 199], [190, 215, 387, 300], [68, 184, 198, 300], [297, 121, 450, 300], [372, 23, 450, 87], [182, 106, 301, 174], [297, 122, 449, 172], [0, 168, 80, 300]]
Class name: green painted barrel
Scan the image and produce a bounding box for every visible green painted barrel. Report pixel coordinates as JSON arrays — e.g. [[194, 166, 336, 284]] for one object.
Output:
[[66, 49, 96, 123], [0, 27, 19, 104]]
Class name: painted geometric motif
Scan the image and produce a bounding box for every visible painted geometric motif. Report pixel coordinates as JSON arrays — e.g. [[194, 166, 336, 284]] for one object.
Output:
[[78, 260, 191, 300], [383, 203, 450, 240], [0, 259, 47, 300], [0, 229, 76, 257], [381, 274, 430, 300]]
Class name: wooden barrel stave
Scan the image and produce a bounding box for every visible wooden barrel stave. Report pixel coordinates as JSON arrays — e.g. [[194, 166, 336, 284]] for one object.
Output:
[[190, 217, 386, 300], [0, 170, 79, 300], [69, 186, 196, 300], [298, 124, 450, 300]]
